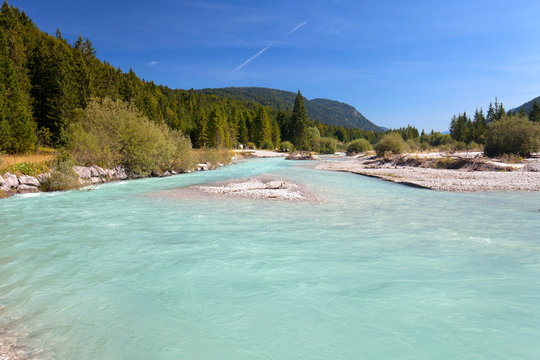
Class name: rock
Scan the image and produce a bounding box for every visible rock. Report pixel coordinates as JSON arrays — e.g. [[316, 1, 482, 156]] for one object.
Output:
[[3, 173, 19, 188], [92, 165, 108, 178], [90, 177, 102, 184], [17, 184, 40, 194], [170, 170, 177, 175], [18, 174, 40, 187], [37, 172, 51, 184], [162, 171, 172, 177], [113, 166, 128, 180], [73, 166, 92, 179], [196, 163, 209, 171], [151, 171, 162, 177], [0, 174, 4, 186], [523, 162, 540, 172], [105, 168, 116, 179], [266, 181, 285, 189], [285, 151, 318, 161]]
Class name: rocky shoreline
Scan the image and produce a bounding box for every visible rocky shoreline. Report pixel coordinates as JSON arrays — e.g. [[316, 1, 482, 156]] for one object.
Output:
[[316, 153, 540, 192], [0, 162, 220, 199]]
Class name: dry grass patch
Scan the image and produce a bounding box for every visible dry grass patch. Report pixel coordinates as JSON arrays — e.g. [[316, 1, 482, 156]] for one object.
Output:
[[0, 148, 56, 175]]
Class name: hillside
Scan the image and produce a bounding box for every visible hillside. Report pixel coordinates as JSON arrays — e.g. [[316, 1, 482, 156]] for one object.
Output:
[[198, 87, 384, 132], [511, 96, 540, 115]]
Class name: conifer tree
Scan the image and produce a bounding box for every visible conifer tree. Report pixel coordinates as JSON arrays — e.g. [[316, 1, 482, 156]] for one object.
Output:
[[253, 106, 272, 148], [291, 90, 309, 150], [529, 100, 540, 123]]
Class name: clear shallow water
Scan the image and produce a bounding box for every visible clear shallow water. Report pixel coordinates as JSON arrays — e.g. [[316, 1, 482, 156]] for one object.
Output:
[[1, 158, 540, 359]]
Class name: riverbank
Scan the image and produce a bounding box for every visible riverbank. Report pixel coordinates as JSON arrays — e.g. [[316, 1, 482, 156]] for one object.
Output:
[[0, 161, 228, 199], [316, 153, 540, 192]]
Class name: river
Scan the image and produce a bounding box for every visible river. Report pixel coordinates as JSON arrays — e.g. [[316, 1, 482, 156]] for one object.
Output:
[[1, 158, 539, 359]]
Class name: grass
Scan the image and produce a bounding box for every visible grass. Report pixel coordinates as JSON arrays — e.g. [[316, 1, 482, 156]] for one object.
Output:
[[0, 148, 56, 175]]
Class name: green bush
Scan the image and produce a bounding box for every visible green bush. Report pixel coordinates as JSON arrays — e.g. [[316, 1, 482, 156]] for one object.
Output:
[[67, 98, 193, 176], [318, 137, 337, 154], [374, 133, 406, 156], [41, 151, 80, 191], [346, 139, 372, 155], [8, 162, 44, 177], [484, 115, 540, 157], [279, 141, 294, 152]]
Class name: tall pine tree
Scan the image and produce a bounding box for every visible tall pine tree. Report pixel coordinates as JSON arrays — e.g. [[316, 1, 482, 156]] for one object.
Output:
[[291, 90, 308, 150]]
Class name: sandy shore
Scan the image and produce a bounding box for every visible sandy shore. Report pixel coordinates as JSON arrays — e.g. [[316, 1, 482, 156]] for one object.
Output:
[[151, 175, 317, 201], [316, 155, 540, 192], [235, 150, 286, 158]]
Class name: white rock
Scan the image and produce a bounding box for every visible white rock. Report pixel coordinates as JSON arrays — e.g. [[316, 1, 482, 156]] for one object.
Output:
[[162, 171, 172, 177], [37, 172, 50, 184], [73, 166, 92, 179], [17, 184, 40, 194], [114, 166, 128, 180], [18, 174, 40, 187], [3, 173, 19, 188], [90, 177, 102, 184], [92, 165, 108, 177]]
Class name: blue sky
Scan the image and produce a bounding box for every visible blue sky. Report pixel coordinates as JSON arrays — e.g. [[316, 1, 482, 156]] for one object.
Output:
[[12, 0, 540, 131]]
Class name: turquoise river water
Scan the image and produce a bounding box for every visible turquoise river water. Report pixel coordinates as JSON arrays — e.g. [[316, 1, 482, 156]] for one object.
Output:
[[1, 158, 540, 359]]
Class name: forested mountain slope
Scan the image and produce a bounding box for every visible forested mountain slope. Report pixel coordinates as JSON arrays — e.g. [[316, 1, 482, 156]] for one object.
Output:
[[198, 87, 384, 132]]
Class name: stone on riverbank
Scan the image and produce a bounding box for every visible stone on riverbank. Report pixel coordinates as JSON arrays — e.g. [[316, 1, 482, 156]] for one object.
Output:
[[18, 174, 40, 187], [16, 184, 40, 194], [3, 173, 19, 188]]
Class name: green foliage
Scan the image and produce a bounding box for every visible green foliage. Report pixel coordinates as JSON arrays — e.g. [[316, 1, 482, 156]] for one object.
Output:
[[374, 133, 406, 156], [317, 137, 337, 154], [279, 141, 294, 152], [484, 115, 540, 157], [8, 161, 44, 176], [530, 100, 540, 123], [41, 150, 80, 191], [253, 106, 272, 148], [291, 90, 309, 150], [198, 87, 383, 132], [346, 139, 372, 155], [67, 98, 193, 175]]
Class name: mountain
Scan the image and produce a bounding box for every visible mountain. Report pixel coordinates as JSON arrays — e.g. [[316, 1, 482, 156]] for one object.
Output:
[[510, 96, 540, 115], [198, 87, 384, 132]]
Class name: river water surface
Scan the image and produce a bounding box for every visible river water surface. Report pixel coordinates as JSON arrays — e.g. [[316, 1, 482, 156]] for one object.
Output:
[[1, 158, 540, 359]]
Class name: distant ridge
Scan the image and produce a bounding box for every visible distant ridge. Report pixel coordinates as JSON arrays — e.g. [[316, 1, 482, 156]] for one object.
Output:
[[510, 96, 540, 115], [197, 87, 384, 132]]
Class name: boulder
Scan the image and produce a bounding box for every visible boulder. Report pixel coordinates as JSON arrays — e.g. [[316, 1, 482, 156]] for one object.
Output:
[[196, 163, 209, 171], [17, 184, 40, 194], [18, 174, 40, 187], [73, 166, 92, 179], [114, 166, 128, 180], [162, 171, 172, 177], [37, 172, 51, 184], [92, 165, 108, 178], [90, 177, 102, 184], [3, 173, 19, 188]]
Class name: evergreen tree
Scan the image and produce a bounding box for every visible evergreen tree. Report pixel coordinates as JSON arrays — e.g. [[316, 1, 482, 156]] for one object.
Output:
[[253, 106, 272, 148], [195, 110, 208, 148], [291, 90, 309, 150], [208, 108, 225, 148], [529, 100, 540, 123]]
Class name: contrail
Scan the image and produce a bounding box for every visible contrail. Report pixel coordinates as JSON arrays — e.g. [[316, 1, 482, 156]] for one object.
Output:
[[233, 44, 273, 72], [286, 21, 307, 36], [233, 20, 308, 72]]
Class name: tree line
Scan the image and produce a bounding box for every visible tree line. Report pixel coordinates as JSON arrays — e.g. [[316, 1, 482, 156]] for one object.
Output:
[[0, 2, 381, 155]]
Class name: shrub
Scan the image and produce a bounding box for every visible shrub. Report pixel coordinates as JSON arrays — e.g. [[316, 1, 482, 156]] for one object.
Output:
[[41, 151, 80, 191], [279, 141, 294, 152], [318, 137, 337, 154], [484, 115, 540, 157], [346, 139, 372, 155], [261, 140, 275, 150], [8, 162, 44, 177], [406, 139, 421, 153], [195, 149, 232, 168], [374, 133, 406, 156], [67, 98, 193, 176]]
